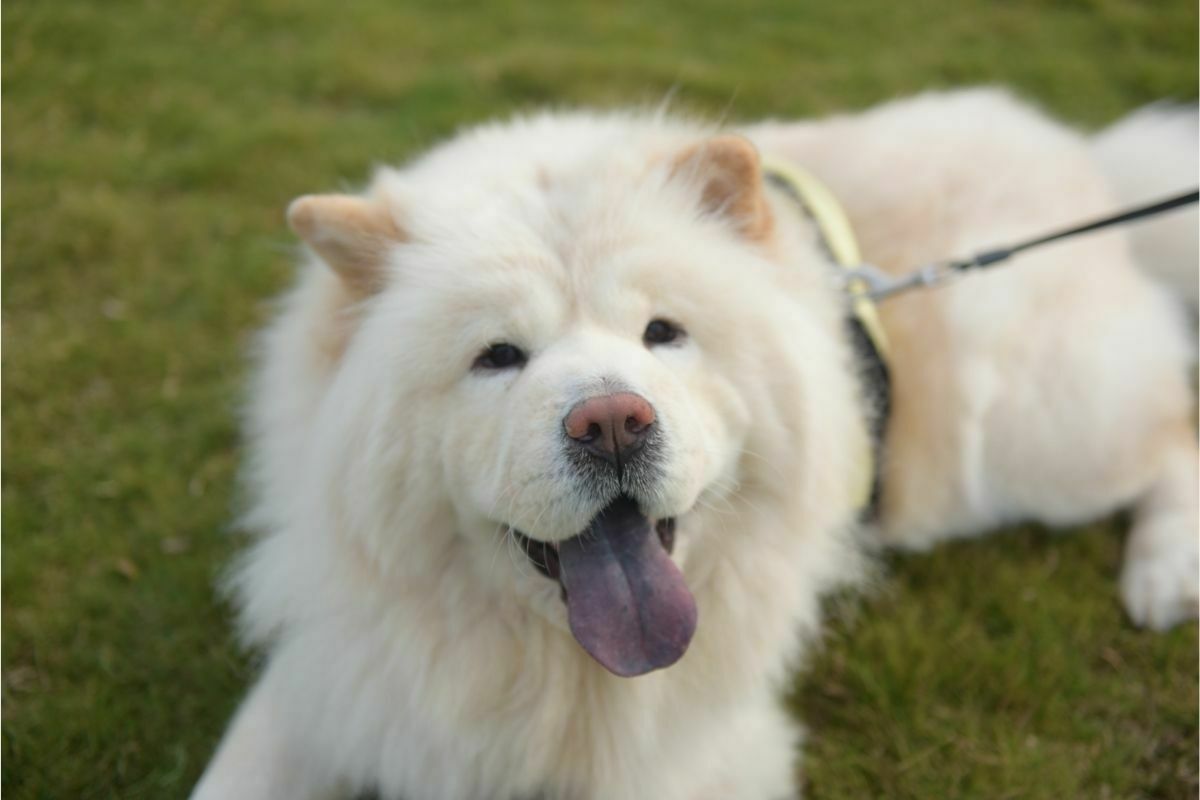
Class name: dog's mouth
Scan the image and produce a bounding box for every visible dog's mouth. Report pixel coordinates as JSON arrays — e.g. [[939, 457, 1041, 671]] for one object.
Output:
[[509, 496, 697, 678], [513, 516, 677, 581]]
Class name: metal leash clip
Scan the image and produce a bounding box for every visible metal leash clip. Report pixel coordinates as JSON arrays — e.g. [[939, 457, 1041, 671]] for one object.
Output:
[[841, 261, 961, 303]]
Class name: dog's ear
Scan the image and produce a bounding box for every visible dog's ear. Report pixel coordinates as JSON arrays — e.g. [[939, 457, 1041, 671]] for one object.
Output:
[[672, 135, 772, 241], [287, 194, 402, 293]]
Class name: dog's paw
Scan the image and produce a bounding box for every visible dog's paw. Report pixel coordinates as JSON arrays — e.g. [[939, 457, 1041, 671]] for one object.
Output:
[[1120, 515, 1199, 631]]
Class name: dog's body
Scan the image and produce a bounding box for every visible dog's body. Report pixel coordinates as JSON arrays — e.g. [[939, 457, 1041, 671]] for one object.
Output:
[[749, 91, 1197, 626], [193, 89, 1198, 800]]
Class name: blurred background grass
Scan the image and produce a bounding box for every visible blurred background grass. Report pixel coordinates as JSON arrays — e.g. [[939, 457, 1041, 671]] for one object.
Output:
[[3, 1, 1197, 797]]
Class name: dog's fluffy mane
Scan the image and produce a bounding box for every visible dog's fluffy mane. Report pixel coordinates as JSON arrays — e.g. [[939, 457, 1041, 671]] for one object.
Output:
[[222, 107, 867, 798]]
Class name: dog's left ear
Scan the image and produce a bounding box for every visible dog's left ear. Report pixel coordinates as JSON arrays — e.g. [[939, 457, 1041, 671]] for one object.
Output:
[[287, 194, 403, 294], [672, 135, 772, 241]]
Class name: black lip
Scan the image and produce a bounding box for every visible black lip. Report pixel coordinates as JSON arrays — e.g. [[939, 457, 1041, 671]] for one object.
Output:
[[512, 529, 561, 581], [510, 513, 677, 585], [655, 516, 676, 554]]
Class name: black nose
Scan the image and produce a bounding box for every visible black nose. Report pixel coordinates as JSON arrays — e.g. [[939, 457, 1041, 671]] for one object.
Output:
[[563, 392, 656, 466]]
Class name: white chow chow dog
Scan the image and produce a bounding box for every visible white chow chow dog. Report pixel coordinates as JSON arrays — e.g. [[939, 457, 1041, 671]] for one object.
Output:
[[193, 89, 1198, 800]]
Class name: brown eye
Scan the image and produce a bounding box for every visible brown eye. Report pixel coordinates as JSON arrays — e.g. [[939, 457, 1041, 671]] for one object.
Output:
[[643, 318, 684, 347], [473, 342, 527, 370]]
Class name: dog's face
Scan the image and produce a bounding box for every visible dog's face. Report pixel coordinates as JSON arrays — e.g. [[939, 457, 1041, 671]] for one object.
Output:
[[435, 204, 747, 555], [286, 119, 855, 675]]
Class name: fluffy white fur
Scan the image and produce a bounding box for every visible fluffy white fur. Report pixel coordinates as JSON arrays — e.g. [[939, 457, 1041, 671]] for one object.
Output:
[[193, 89, 1198, 800]]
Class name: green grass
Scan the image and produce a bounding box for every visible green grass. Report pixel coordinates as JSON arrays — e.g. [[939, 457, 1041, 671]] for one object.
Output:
[[3, 1, 1196, 797]]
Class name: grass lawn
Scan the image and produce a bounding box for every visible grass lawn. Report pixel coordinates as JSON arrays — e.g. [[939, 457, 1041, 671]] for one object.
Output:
[[3, 1, 1196, 797]]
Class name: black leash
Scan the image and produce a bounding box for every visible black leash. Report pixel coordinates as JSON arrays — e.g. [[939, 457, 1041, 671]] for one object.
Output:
[[847, 189, 1200, 301], [952, 188, 1200, 271]]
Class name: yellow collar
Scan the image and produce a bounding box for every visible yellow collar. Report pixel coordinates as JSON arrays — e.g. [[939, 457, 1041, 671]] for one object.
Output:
[[762, 157, 890, 516], [761, 158, 891, 360]]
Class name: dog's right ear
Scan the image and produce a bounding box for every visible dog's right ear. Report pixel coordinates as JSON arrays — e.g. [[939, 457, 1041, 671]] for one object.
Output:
[[287, 194, 403, 294]]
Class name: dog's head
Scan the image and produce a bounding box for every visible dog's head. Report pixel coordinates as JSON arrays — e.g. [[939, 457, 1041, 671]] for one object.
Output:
[[275, 114, 863, 676]]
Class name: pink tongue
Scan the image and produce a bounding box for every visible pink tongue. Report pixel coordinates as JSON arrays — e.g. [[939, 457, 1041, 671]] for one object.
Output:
[[558, 497, 698, 677]]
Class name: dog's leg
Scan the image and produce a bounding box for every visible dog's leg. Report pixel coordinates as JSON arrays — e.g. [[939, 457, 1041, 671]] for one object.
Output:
[[1120, 435, 1200, 630], [192, 667, 338, 800]]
